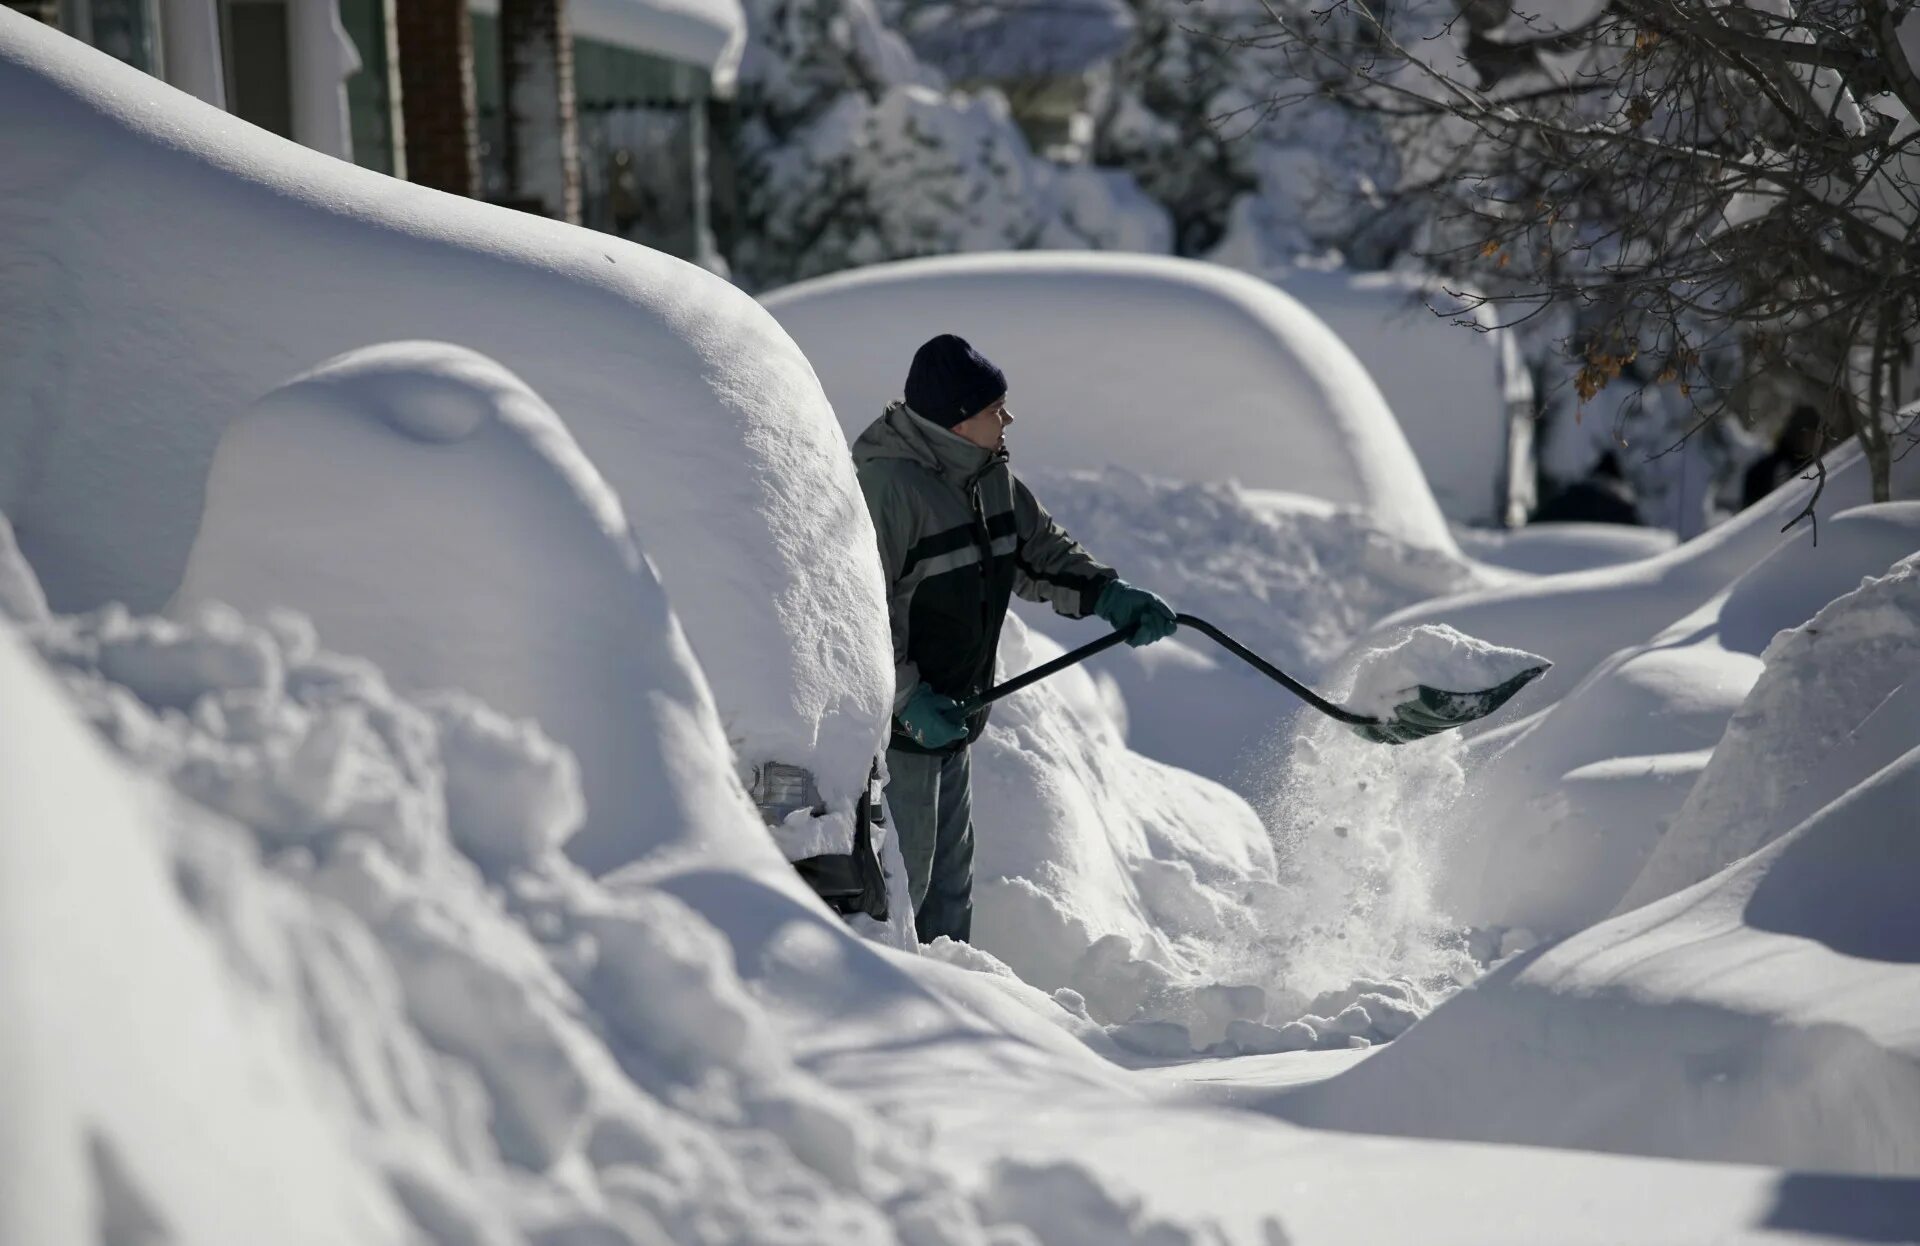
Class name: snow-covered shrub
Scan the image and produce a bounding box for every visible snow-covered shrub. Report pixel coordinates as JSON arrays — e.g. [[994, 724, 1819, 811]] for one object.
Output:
[[728, 0, 1168, 288]]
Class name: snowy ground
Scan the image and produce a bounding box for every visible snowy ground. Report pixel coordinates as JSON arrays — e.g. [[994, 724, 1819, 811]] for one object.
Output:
[[6, 16, 1920, 1245]]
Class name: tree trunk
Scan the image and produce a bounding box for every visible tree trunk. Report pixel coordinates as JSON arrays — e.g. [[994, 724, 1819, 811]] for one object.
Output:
[[1862, 313, 1896, 504], [499, 0, 582, 224]]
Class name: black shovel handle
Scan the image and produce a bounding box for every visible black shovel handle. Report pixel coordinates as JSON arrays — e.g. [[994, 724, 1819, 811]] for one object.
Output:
[[960, 612, 1380, 727]]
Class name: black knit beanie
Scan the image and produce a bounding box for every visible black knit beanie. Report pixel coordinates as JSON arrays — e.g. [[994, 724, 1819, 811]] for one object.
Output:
[[903, 334, 1007, 429]]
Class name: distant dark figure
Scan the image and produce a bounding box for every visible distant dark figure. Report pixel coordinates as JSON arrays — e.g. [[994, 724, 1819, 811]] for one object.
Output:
[[1533, 451, 1641, 525], [1743, 406, 1825, 509]]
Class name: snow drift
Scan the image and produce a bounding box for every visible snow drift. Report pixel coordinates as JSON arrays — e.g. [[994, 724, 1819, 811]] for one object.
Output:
[[1622, 533, 1920, 909], [1278, 555, 1920, 1175], [1372, 444, 1920, 937], [0, 621, 408, 1246], [1369, 440, 1920, 733], [1445, 505, 1920, 937], [761, 252, 1458, 554], [0, 15, 890, 812], [6, 530, 1243, 1244]]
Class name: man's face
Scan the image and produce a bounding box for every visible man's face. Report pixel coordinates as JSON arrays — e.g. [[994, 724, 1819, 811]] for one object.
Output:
[[951, 395, 1013, 452]]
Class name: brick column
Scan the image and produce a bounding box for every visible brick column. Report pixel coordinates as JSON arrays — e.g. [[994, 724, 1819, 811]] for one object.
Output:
[[396, 0, 478, 198], [499, 0, 582, 224]]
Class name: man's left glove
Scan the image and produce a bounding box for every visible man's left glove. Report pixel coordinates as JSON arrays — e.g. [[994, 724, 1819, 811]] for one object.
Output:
[[1095, 579, 1177, 647]]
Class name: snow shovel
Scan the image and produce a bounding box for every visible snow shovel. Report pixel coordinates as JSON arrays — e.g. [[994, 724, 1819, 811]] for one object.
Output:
[[960, 613, 1547, 745]]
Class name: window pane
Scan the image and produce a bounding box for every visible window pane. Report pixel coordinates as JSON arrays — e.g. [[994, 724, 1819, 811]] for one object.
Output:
[[222, 1, 295, 140], [340, 0, 395, 174], [89, 0, 159, 74]]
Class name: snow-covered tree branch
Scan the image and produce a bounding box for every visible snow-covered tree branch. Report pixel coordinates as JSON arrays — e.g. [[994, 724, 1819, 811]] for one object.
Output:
[[1238, 0, 1920, 505]]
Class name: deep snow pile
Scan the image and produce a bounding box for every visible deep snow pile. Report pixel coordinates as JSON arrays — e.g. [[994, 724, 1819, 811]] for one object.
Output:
[[1364, 441, 1920, 939], [0, 17, 891, 820], [1428, 499, 1920, 938], [967, 615, 1284, 1049], [961, 613, 1489, 1058], [762, 252, 1459, 555], [1276, 555, 1920, 1175], [2, 562, 1229, 1245], [1621, 535, 1920, 909]]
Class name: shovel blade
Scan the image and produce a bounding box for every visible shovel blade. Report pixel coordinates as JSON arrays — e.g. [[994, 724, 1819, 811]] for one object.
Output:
[[1349, 664, 1550, 745]]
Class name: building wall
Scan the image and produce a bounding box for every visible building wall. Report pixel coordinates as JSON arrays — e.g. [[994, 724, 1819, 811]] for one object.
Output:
[[33, 0, 722, 259]]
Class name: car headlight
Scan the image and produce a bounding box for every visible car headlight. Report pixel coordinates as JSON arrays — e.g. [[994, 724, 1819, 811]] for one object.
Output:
[[746, 761, 825, 827]]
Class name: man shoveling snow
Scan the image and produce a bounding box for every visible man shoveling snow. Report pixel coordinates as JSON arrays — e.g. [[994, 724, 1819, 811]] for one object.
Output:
[[851, 335, 1551, 945], [852, 334, 1178, 943]]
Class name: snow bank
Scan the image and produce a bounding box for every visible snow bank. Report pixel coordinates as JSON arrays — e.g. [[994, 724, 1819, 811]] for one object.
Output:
[[0, 622, 407, 1246], [1368, 439, 1920, 735], [0, 18, 889, 812], [1452, 520, 1676, 575], [10, 571, 1232, 1245], [1275, 545, 1920, 1172], [1430, 501, 1920, 936], [761, 252, 1459, 554], [961, 615, 1480, 1056], [167, 342, 767, 874], [1279, 741, 1920, 1175], [970, 615, 1283, 1043], [1622, 541, 1920, 909]]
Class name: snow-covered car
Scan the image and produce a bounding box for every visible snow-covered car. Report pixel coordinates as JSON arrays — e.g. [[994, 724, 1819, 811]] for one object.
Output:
[[761, 251, 1461, 555]]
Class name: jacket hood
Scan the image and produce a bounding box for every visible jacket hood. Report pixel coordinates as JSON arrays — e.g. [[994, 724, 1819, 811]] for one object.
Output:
[[852, 401, 998, 480]]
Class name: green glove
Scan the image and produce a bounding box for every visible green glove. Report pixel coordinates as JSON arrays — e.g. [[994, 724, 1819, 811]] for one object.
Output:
[[897, 683, 969, 748], [1095, 579, 1177, 647]]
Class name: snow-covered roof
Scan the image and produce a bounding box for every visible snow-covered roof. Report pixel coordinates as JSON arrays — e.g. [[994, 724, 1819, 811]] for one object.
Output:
[[468, 0, 746, 87], [763, 251, 1458, 555]]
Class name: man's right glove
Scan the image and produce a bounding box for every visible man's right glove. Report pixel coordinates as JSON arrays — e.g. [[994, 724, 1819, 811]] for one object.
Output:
[[897, 683, 969, 748], [1095, 579, 1178, 647]]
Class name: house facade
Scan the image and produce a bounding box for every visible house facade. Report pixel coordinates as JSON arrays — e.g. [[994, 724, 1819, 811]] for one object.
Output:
[[10, 0, 741, 263]]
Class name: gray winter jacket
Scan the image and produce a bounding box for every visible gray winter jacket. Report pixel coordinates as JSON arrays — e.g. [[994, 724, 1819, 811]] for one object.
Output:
[[852, 402, 1116, 753]]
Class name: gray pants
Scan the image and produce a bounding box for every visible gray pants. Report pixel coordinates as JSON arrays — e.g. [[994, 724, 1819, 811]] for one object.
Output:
[[885, 745, 974, 944]]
